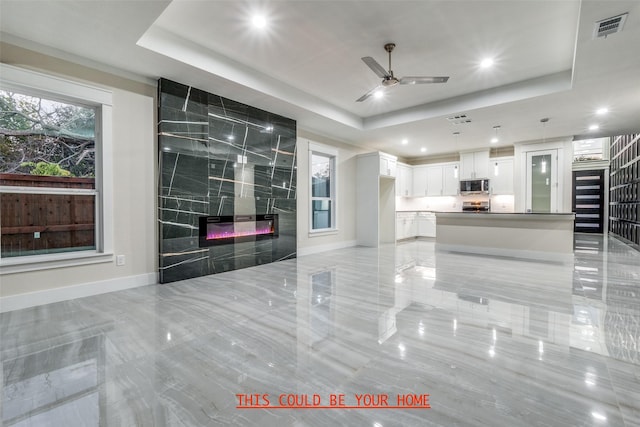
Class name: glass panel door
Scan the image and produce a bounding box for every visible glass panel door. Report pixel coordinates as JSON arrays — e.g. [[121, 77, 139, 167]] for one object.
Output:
[[526, 150, 557, 213]]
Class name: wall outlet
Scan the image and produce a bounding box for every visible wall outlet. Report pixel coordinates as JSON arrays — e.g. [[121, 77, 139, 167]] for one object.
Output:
[[116, 255, 126, 266], [34, 231, 41, 239]]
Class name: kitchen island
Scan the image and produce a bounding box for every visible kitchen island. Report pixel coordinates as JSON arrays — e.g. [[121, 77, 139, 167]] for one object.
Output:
[[435, 212, 575, 262]]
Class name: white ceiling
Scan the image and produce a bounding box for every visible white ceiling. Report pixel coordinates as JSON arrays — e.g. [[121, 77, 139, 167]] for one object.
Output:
[[1, 0, 639, 159]]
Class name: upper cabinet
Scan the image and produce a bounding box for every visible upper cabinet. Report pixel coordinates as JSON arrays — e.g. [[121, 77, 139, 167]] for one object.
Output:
[[425, 166, 444, 196], [396, 162, 413, 197], [379, 152, 397, 177], [460, 150, 489, 179], [412, 166, 428, 197], [490, 157, 514, 195], [442, 164, 459, 196], [412, 162, 459, 197]]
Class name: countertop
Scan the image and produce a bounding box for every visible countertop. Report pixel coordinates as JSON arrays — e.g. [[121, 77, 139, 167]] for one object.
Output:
[[435, 212, 575, 220], [397, 211, 576, 219]]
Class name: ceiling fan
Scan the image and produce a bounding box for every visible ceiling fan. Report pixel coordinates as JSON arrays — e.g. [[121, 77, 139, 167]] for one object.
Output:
[[356, 43, 449, 102]]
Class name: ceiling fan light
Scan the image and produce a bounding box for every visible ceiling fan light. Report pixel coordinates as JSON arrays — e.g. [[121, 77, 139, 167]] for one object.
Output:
[[382, 77, 399, 87], [357, 43, 449, 102]]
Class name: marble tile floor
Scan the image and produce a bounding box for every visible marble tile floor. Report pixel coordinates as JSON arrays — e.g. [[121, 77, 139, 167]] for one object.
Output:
[[1, 234, 639, 426]]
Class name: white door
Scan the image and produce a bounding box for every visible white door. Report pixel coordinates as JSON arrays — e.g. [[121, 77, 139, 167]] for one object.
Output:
[[526, 150, 558, 212]]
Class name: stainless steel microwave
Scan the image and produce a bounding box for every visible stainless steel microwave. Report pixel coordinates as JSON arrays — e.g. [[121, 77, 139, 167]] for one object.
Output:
[[459, 179, 490, 194]]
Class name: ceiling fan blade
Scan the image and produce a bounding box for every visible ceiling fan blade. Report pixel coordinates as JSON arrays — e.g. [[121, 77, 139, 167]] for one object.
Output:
[[356, 86, 383, 102], [399, 76, 449, 85], [361, 56, 390, 78]]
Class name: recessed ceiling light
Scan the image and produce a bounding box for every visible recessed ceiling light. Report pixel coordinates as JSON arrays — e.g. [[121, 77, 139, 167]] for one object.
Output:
[[227, 135, 235, 141], [490, 137, 498, 144], [374, 90, 384, 99], [596, 107, 608, 115], [251, 14, 267, 29], [402, 139, 408, 145], [420, 147, 427, 153], [480, 58, 494, 68], [589, 124, 599, 131]]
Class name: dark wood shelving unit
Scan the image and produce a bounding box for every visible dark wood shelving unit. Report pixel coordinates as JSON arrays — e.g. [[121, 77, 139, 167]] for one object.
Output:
[[609, 134, 640, 246]]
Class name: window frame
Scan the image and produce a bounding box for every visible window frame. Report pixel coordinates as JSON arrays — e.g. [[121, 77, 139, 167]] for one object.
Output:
[[0, 64, 113, 274], [308, 142, 338, 234]]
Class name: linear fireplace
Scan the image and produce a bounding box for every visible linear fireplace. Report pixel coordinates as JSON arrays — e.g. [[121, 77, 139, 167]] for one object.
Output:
[[199, 214, 278, 247]]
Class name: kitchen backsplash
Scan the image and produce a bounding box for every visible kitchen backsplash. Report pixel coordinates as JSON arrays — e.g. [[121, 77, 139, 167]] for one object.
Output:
[[396, 194, 515, 212]]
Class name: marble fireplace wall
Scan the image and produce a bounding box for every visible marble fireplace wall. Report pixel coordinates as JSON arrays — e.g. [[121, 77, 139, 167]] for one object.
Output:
[[158, 78, 297, 283]]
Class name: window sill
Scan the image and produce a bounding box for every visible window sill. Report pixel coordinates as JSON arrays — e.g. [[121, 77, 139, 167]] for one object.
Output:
[[0, 251, 114, 275], [308, 229, 339, 237]]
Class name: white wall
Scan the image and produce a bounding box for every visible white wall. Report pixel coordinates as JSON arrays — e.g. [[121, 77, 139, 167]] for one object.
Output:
[[0, 44, 156, 304], [296, 131, 365, 255]]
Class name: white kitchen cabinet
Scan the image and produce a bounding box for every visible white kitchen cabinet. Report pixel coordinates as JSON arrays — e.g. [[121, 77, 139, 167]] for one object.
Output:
[[401, 164, 413, 196], [412, 166, 428, 197], [417, 212, 436, 237], [396, 162, 413, 197], [419, 162, 459, 196], [460, 151, 490, 179], [426, 166, 444, 196], [490, 157, 514, 194], [442, 164, 459, 196], [379, 152, 397, 177], [396, 212, 417, 240]]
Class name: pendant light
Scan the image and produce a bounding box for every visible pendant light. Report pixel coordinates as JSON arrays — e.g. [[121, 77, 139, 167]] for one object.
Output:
[[492, 126, 500, 176], [453, 132, 460, 178], [491, 125, 500, 144], [540, 118, 549, 174]]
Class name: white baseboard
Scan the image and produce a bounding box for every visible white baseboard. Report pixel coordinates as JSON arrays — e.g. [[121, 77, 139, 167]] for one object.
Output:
[[297, 240, 357, 257], [0, 272, 158, 313], [435, 243, 574, 263]]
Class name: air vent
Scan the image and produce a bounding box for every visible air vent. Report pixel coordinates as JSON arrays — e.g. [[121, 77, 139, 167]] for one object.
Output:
[[447, 114, 472, 125], [593, 13, 628, 39]]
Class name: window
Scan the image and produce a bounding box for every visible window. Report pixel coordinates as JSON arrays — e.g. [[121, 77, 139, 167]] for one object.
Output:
[[573, 138, 608, 162], [309, 143, 337, 232], [0, 64, 113, 273]]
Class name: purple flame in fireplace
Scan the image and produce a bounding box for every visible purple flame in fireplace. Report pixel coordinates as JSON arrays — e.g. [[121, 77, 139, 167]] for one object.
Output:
[[199, 215, 278, 247], [206, 221, 274, 240]]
